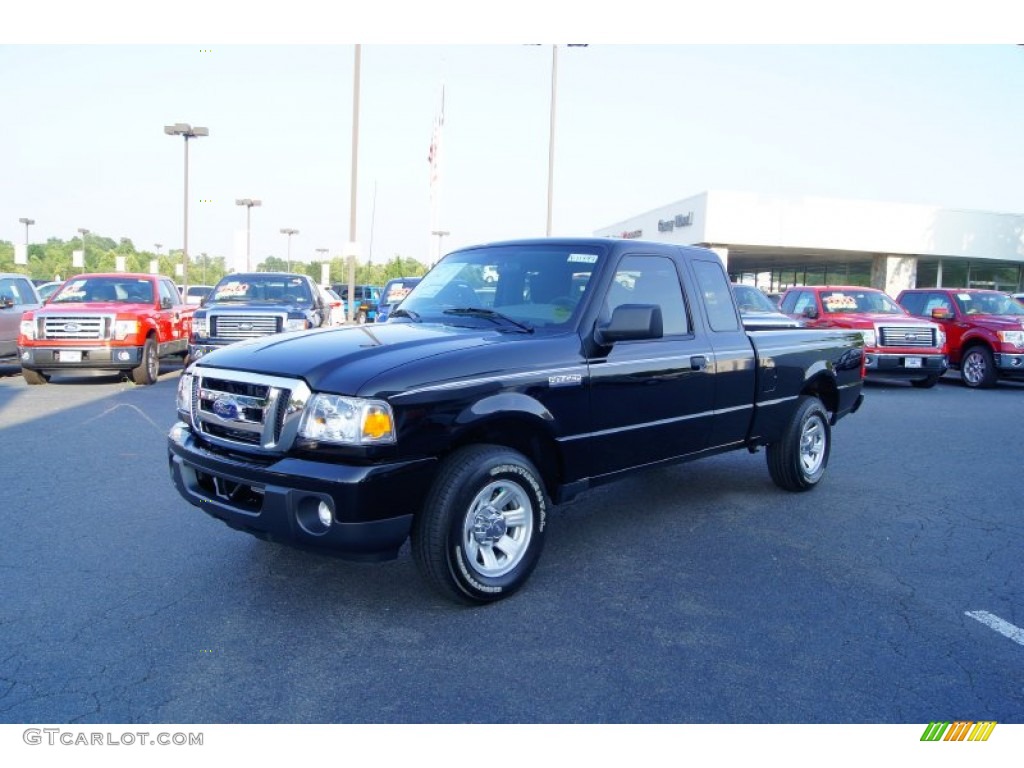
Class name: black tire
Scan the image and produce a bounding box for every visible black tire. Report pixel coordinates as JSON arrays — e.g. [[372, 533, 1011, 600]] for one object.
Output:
[[412, 444, 548, 604], [22, 368, 49, 385], [911, 373, 943, 389], [131, 338, 159, 385], [960, 346, 997, 389], [766, 396, 831, 492]]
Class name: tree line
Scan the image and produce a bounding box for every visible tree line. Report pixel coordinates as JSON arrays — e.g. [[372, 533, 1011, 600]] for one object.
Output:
[[0, 234, 428, 287]]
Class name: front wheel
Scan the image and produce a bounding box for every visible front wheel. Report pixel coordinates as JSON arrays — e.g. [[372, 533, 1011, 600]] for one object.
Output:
[[130, 338, 159, 385], [412, 445, 548, 604], [22, 368, 49, 385], [767, 396, 831, 492], [960, 346, 996, 389]]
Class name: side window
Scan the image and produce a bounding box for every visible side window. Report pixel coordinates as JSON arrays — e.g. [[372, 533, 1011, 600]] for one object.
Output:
[[0, 277, 34, 306], [899, 292, 925, 315], [790, 291, 817, 316], [159, 280, 178, 306], [692, 259, 740, 332], [605, 255, 689, 336], [922, 293, 952, 314]]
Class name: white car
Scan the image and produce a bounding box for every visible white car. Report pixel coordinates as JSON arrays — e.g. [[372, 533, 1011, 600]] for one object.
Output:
[[319, 286, 346, 326], [183, 285, 213, 305]]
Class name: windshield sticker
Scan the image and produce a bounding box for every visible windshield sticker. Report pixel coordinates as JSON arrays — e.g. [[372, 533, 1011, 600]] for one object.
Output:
[[55, 280, 87, 300], [957, 293, 972, 301], [823, 294, 857, 311], [568, 254, 598, 264], [215, 282, 249, 297]]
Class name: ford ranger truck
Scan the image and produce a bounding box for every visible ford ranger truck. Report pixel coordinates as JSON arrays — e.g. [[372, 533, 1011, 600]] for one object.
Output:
[[779, 285, 946, 388], [188, 272, 329, 361], [896, 288, 1024, 388], [169, 238, 864, 604], [18, 273, 191, 385]]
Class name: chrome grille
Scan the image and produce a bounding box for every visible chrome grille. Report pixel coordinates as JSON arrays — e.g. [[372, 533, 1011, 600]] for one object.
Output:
[[210, 313, 282, 340], [878, 325, 936, 348], [41, 314, 112, 340], [190, 366, 310, 455]]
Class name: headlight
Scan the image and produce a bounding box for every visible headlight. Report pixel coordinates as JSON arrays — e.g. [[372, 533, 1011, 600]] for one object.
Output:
[[19, 319, 36, 340], [191, 317, 208, 338], [114, 319, 139, 340], [935, 327, 946, 348], [298, 394, 395, 445], [859, 329, 876, 347], [998, 330, 1024, 347], [284, 318, 310, 332], [176, 373, 194, 418]]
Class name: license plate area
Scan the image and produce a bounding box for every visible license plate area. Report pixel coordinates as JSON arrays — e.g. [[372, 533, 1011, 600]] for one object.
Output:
[[57, 350, 82, 362], [905, 357, 922, 368]]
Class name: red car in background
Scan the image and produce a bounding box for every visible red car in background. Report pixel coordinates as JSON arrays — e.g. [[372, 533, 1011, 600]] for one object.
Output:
[[780, 285, 947, 388], [896, 288, 1024, 388]]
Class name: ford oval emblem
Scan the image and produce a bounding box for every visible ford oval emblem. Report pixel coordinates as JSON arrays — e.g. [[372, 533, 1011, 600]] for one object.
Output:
[[64, 322, 80, 333], [239, 322, 253, 331], [212, 396, 240, 420]]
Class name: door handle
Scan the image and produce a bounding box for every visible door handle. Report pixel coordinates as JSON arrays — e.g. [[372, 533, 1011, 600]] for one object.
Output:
[[690, 355, 707, 371]]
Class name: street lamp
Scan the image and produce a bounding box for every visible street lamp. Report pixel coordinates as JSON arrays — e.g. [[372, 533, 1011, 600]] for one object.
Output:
[[431, 230, 450, 259], [280, 228, 299, 272], [236, 199, 262, 271], [77, 228, 90, 269], [164, 122, 209, 293], [18, 218, 34, 266]]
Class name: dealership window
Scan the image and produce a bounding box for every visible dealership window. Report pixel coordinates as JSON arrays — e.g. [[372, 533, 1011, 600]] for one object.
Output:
[[915, 258, 1022, 291]]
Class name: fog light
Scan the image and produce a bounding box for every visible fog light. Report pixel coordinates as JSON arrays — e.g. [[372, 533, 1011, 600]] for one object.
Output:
[[192, 348, 205, 359], [117, 350, 131, 361], [21, 351, 30, 362], [317, 502, 332, 527]]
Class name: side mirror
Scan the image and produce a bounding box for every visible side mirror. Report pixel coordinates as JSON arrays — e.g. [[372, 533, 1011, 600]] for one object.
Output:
[[594, 304, 663, 345], [931, 307, 953, 320], [161, 297, 174, 310], [0, 296, 14, 309], [801, 306, 818, 319]]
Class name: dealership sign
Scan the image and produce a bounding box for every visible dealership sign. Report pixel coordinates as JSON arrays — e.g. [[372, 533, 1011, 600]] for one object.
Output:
[[658, 212, 694, 232]]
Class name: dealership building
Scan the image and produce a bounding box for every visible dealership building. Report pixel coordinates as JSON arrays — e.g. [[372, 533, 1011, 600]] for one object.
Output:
[[594, 191, 1024, 296]]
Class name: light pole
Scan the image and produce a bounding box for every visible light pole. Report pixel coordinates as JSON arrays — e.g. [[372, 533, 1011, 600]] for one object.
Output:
[[236, 199, 262, 271], [77, 228, 90, 269], [431, 230, 450, 259], [541, 44, 586, 236], [164, 123, 209, 293], [280, 228, 299, 272], [18, 218, 34, 266]]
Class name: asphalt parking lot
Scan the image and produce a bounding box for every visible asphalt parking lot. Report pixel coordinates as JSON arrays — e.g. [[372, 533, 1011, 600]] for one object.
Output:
[[0, 362, 1022, 724]]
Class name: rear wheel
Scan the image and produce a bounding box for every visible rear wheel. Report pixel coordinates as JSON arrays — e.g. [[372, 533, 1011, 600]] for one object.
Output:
[[767, 396, 831, 492], [960, 346, 996, 389], [22, 368, 49, 385], [412, 445, 548, 604], [131, 338, 159, 385]]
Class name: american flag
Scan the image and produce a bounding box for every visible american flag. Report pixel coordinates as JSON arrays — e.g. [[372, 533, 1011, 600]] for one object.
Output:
[[428, 93, 444, 191]]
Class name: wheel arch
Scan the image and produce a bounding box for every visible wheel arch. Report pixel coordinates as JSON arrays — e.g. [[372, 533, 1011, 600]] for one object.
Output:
[[801, 370, 839, 417]]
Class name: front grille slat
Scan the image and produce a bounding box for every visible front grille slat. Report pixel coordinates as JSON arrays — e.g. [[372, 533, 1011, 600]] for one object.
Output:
[[210, 313, 282, 340], [879, 326, 936, 348], [190, 367, 310, 455], [41, 314, 113, 341]]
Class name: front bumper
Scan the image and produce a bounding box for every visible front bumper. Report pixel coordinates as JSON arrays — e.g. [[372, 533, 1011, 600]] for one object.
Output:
[[864, 352, 947, 378], [994, 352, 1024, 376], [167, 422, 437, 561], [19, 345, 142, 370]]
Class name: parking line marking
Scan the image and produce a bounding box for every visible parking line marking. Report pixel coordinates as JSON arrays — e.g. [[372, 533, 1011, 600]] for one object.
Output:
[[965, 611, 1024, 647]]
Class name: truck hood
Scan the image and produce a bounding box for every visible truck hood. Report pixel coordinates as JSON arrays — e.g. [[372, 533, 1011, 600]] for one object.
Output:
[[191, 322, 496, 393], [34, 302, 157, 314], [825, 312, 933, 327]]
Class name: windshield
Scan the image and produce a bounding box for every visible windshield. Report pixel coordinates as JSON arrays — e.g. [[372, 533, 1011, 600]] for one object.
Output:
[[50, 277, 154, 304], [209, 274, 312, 304], [396, 244, 604, 330], [732, 285, 779, 313], [953, 291, 1024, 316], [820, 289, 905, 315]]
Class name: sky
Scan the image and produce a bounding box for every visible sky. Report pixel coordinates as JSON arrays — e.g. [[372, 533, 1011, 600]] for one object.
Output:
[[3, 3, 1024, 272]]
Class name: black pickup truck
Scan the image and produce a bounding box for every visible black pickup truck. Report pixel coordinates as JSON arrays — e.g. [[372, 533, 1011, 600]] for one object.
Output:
[[168, 238, 864, 603]]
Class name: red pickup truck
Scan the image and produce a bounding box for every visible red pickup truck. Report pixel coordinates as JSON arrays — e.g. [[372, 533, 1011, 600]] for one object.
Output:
[[896, 288, 1024, 388], [17, 272, 193, 385], [779, 285, 947, 387]]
